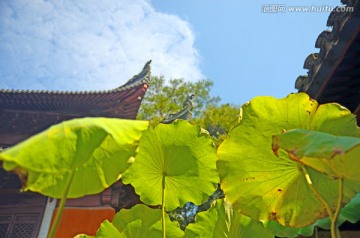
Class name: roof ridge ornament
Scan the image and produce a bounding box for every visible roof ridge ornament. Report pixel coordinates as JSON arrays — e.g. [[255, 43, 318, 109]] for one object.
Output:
[[122, 60, 152, 87], [161, 94, 195, 124]]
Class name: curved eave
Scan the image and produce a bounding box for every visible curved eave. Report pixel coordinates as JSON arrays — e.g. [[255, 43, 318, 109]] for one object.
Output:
[[295, 0, 360, 124], [0, 61, 151, 119]]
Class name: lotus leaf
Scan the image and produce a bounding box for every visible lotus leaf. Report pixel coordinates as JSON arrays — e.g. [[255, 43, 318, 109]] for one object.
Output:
[[217, 93, 360, 227], [0, 118, 149, 198], [122, 120, 219, 211]]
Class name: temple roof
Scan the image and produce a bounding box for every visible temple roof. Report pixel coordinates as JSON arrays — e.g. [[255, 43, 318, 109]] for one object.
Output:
[[0, 60, 151, 118], [0, 61, 151, 146], [295, 0, 360, 123]]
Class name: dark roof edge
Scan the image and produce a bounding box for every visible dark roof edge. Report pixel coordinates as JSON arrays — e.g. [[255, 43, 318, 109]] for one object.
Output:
[[295, 0, 360, 98], [0, 60, 152, 95], [121, 60, 152, 88]]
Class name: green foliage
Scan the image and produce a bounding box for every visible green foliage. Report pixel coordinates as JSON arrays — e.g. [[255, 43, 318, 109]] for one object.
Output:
[[265, 191, 360, 237], [185, 199, 274, 238], [96, 221, 123, 238], [217, 93, 360, 228], [137, 76, 238, 146], [0, 117, 149, 198], [338, 192, 360, 224], [81, 204, 185, 238], [75, 220, 123, 238], [137, 76, 220, 124], [122, 120, 219, 211], [273, 129, 360, 181], [112, 204, 184, 237], [2, 92, 360, 238], [192, 103, 240, 146]]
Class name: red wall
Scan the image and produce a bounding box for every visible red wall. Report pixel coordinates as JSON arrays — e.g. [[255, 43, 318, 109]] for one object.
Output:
[[50, 207, 115, 237]]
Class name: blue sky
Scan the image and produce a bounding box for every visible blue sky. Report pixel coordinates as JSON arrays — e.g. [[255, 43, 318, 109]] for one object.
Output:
[[0, 0, 343, 105]]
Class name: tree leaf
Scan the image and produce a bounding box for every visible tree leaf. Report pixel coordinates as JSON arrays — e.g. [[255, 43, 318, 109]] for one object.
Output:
[[0, 118, 149, 198], [192, 103, 240, 147], [272, 129, 360, 180], [122, 120, 219, 211], [137, 76, 221, 124], [185, 199, 274, 238], [217, 93, 360, 227], [112, 204, 184, 238]]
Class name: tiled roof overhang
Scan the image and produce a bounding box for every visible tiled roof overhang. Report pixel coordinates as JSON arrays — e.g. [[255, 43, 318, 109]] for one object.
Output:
[[0, 60, 151, 118], [295, 0, 360, 124], [0, 61, 151, 146]]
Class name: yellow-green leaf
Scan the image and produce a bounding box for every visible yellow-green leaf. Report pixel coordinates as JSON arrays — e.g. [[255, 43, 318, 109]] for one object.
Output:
[[273, 129, 360, 180], [0, 118, 149, 198], [112, 204, 184, 238], [122, 120, 219, 211], [185, 199, 274, 238], [217, 93, 360, 227]]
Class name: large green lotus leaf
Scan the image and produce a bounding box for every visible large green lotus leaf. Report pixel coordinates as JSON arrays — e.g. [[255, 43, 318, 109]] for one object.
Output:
[[266, 192, 360, 237], [273, 129, 360, 181], [112, 204, 184, 237], [217, 93, 360, 227], [265, 217, 333, 237], [0, 118, 149, 198], [338, 192, 360, 223], [185, 199, 274, 238], [313, 192, 360, 231], [95, 220, 124, 238], [122, 120, 219, 211], [75, 220, 124, 238]]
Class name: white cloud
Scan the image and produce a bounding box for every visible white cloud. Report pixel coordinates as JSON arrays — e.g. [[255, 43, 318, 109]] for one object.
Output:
[[0, 0, 203, 91]]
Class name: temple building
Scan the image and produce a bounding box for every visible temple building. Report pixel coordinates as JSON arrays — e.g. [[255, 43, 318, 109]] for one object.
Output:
[[0, 61, 151, 238], [296, 0, 360, 126]]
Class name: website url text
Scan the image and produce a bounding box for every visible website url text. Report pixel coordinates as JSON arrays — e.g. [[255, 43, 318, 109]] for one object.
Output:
[[261, 4, 354, 13]]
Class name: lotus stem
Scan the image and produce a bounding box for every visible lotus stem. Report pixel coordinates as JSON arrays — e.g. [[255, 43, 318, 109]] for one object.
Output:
[[300, 165, 334, 219], [162, 175, 166, 238], [48, 170, 76, 238], [331, 178, 343, 238]]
